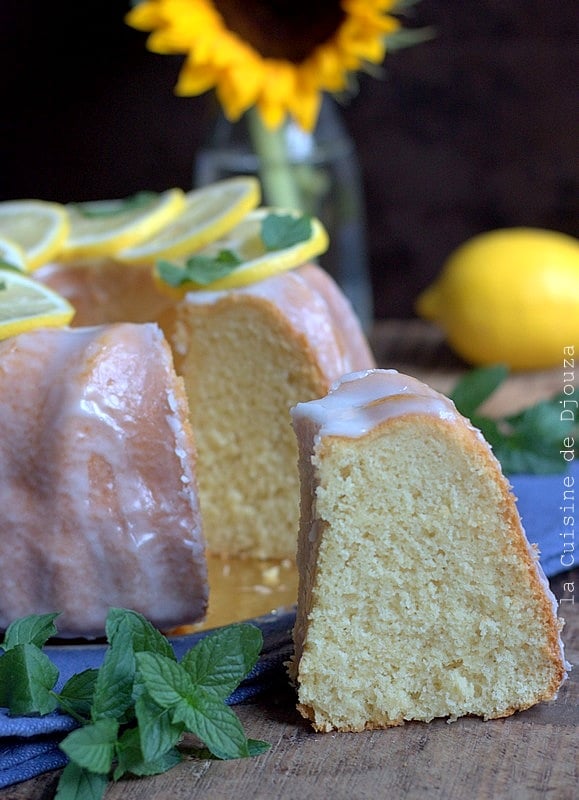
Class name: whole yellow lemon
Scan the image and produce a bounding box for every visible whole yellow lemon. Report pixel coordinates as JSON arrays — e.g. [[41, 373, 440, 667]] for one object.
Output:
[[415, 227, 579, 370]]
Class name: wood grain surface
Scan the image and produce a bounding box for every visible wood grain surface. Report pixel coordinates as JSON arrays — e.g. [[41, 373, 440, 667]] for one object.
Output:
[[2, 321, 577, 800]]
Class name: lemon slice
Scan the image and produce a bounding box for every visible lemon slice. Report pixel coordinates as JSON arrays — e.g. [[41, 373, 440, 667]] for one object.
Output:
[[61, 188, 187, 260], [0, 235, 28, 272], [0, 269, 75, 341], [155, 207, 329, 295], [0, 200, 70, 271], [116, 177, 261, 263]]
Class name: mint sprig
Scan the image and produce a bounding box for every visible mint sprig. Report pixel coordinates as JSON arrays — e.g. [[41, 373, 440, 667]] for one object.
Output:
[[261, 213, 312, 251], [158, 249, 242, 287], [0, 609, 269, 799], [70, 192, 159, 218], [157, 211, 312, 288], [450, 365, 577, 475]]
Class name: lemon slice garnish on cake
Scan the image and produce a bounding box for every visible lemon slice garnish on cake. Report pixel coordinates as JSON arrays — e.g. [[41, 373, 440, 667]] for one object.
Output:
[[0, 269, 75, 340], [0, 235, 28, 272], [0, 200, 70, 271], [116, 177, 261, 263], [155, 207, 329, 294], [61, 188, 187, 260]]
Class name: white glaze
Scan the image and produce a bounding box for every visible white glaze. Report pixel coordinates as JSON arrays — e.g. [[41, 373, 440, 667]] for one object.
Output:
[[291, 368, 464, 438], [0, 323, 207, 638]]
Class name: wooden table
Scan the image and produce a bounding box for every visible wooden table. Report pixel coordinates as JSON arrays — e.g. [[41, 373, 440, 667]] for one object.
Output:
[[3, 321, 577, 800]]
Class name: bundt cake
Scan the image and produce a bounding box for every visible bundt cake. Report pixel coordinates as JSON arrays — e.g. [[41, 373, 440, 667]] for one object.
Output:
[[289, 369, 568, 732], [160, 263, 376, 559], [35, 258, 174, 326], [0, 322, 208, 638]]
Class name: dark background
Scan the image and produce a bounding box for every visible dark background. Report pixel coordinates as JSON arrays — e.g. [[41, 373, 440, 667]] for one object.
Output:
[[1, 0, 577, 318]]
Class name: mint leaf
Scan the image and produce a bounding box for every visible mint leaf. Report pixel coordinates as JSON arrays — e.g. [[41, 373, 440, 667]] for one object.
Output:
[[158, 249, 242, 288], [55, 761, 108, 800], [261, 213, 312, 251], [180, 624, 262, 700], [134, 691, 184, 763], [451, 367, 576, 475], [492, 443, 566, 475], [56, 669, 99, 721], [0, 644, 58, 715], [135, 651, 193, 707], [172, 689, 252, 760], [106, 607, 175, 661], [114, 726, 181, 780], [60, 718, 119, 775], [449, 364, 508, 419], [91, 636, 135, 721], [0, 260, 21, 273], [189, 737, 271, 760], [247, 738, 271, 756], [1, 612, 60, 651], [506, 396, 570, 448], [71, 192, 158, 219], [136, 641, 267, 761]]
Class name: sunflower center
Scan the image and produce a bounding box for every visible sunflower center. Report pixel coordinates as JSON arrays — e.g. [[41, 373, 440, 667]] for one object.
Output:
[[213, 0, 346, 63]]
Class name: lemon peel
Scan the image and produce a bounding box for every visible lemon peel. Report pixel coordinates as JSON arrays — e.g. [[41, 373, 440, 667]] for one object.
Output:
[[416, 227, 579, 370], [61, 188, 187, 260], [0, 269, 75, 340], [0, 200, 70, 271], [116, 177, 261, 263]]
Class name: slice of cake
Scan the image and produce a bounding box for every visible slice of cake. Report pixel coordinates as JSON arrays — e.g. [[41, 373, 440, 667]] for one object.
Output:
[[0, 322, 208, 638], [161, 263, 376, 559], [289, 369, 568, 731]]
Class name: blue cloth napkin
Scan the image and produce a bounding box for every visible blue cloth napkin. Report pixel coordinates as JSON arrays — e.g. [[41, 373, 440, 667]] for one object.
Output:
[[1, 462, 576, 789]]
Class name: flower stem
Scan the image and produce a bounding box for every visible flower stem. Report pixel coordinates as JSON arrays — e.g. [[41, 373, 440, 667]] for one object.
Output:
[[246, 108, 302, 210]]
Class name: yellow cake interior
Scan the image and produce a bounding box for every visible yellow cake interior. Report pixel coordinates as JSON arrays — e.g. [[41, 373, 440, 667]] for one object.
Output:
[[293, 416, 565, 731]]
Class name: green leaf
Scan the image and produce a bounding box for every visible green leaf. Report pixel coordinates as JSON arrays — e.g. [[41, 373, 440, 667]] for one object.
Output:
[[189, 737, 271, 760], [449, 364, 509, 419], [247, 738, 271, 756], [492, 443, 567, 475], [0, 644, 58, 715], [91, 637, 135, 721], [172, 689, 251, 760], [135, 651, 192, 708], [134, 691, 185, 763], [261, 213, 312, 252], [0, 260, 21, 273], [59, 718, 119, 775], [71, 192, 158, 219], [106, 607, 175, 660], [55, 761, 109, 800], [158, 249, 242, 288], [506, 395, 573, 449], [56, 669, 99, 721], [450, 367, 576, 476], [113, 726, 181, 780], [1, 612, 60, 651], [180, 624, 263, 700]]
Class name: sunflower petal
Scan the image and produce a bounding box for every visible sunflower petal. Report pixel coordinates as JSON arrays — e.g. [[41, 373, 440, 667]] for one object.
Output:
[[126, 0, 407, 131], [176, 63, 220, 96]]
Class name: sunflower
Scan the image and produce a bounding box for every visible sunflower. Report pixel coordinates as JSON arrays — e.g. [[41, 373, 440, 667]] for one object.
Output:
[[126, 0, 401, 131]]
